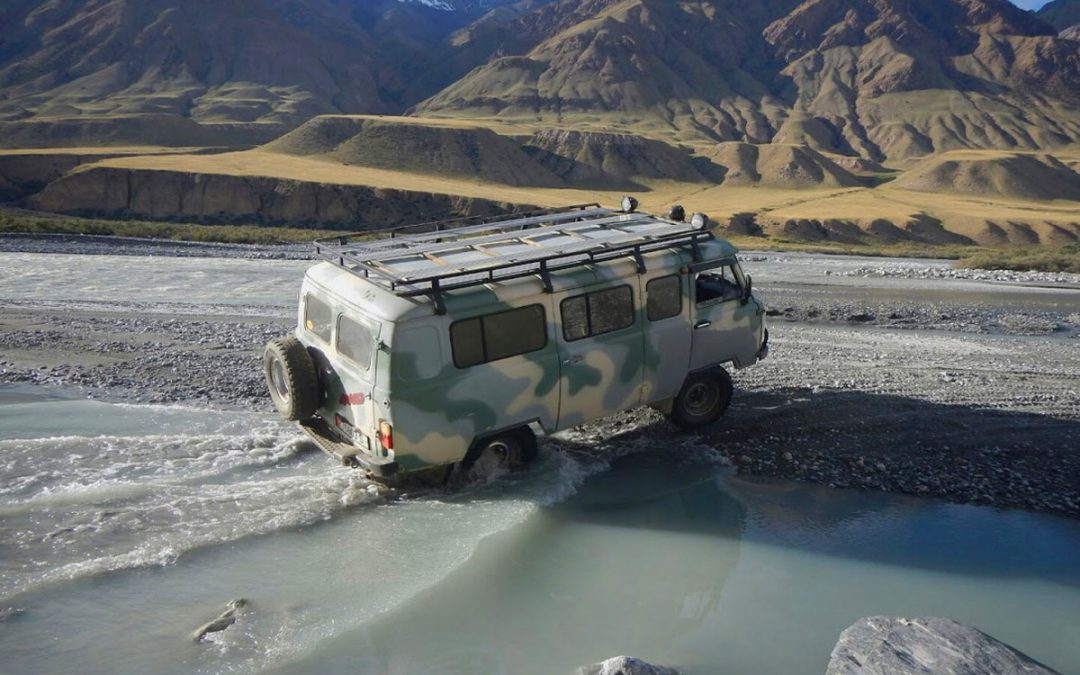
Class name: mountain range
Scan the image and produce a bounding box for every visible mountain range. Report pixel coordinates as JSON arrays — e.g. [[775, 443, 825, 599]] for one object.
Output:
[[0, 0, 1078, 163]]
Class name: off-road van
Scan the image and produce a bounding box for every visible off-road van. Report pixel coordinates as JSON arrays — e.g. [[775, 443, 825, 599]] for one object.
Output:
[[264, 202, 768, 480]]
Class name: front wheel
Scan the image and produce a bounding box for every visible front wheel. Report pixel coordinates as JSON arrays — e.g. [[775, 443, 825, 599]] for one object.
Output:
[[668, 368, 733, 429]]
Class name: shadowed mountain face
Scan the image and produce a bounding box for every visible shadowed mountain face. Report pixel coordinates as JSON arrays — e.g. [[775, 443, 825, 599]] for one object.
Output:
[[1038, 0, 1080, 32], [418, 0, 1080, 160], [0, 0, 1078, 161], [0, 0, 510, 126]]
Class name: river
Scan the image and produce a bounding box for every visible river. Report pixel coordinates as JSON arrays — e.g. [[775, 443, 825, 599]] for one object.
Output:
[[0, 247, 1078, 674]]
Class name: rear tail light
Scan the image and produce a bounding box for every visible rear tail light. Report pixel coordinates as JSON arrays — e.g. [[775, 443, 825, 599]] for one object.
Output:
[[377, 420, 393, 450]]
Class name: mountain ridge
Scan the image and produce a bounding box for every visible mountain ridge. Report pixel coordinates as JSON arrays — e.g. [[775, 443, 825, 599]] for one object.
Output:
[[0, 0, 1077, 164]]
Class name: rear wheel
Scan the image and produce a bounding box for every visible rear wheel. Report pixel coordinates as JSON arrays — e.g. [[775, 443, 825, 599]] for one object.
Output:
[[463, 428, 538, 481], [669, 368, 733, 429], [264, 336, 319, 421]]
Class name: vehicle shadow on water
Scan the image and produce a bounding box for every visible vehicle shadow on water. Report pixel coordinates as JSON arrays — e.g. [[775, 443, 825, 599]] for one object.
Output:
[[530, 385, 1080, 587]]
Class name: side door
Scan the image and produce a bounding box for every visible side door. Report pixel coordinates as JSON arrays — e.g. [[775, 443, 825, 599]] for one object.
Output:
[[555, 284, 644, 429], [689, 260, 759, 370], [641, 273, 692, 403]]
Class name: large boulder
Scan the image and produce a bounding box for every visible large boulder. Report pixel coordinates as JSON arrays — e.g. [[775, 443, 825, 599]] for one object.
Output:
[[827, 616, 1060, 675], [577, 655, 680, 675]]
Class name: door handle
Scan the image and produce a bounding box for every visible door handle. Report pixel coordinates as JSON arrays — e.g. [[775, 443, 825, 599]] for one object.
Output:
[[694, 321, 712, 329], [563, 356, 583, 365]]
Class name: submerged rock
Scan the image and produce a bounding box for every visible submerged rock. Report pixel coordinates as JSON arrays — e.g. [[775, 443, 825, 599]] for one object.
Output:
[[827, 616, 1060, 675], [191, 598, 248, 642], [0, 607, 26, 622], [578, 655, 680, 675]]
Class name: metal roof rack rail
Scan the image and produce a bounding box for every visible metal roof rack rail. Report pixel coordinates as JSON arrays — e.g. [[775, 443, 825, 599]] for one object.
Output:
[[313, 203, 713, 314]]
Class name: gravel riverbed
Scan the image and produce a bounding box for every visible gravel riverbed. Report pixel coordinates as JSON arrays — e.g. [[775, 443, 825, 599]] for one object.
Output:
[[1, 235, 1078, 517]]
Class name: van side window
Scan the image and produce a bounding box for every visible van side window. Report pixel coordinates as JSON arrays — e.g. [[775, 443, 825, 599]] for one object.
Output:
[[305, 295, 333, 343], [450, 304, 547, 368], [695, 266, 742, 305], [647, 275, 682, 321], [337, 315, 373, 370], [561, 286, 634, 341]]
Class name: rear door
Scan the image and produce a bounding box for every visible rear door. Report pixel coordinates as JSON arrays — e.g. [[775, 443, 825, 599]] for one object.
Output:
[[329, 309, 381, 448], [555, 283, 644, 429]]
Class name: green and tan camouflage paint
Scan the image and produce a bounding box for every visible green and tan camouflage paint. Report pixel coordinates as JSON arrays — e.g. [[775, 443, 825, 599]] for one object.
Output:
[[292, 237, 765, 472]]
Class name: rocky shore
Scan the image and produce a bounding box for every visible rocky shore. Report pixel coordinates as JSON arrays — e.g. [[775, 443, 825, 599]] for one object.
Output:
[[1, 235, 1078, 518], [0, 302, 290, 408], [0, 232, 311, 259]]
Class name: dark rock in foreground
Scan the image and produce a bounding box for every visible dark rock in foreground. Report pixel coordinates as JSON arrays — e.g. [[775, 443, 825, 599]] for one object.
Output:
[[578, 655, 679, 675], [191, 598, 248, 642], [827, 616, 1060, 675]]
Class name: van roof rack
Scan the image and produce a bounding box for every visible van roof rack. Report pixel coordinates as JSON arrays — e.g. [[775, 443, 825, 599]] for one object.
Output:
[[313, 203, 713, 313]]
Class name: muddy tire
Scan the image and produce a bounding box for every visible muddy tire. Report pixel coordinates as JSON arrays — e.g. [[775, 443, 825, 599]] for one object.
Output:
[[464, 427, 538, 478], [669, 368, 733, 429], [264, 336, 319, 421]]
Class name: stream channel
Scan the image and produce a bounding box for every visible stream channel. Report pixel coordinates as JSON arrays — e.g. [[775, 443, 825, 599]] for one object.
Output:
[[0, 249, 1078, 674]]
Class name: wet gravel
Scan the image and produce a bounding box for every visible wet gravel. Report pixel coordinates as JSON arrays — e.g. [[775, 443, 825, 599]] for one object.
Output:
[[0, 233, 311, 260], [1, 236, 1078, 518], [0, 304, 291, 408], [761, 293, 1079, 337]]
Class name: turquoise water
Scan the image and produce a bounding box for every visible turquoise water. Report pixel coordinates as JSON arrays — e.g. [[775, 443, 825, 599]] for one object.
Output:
[[1, 388, 1078, 675], [1, 250, 1078, 674]]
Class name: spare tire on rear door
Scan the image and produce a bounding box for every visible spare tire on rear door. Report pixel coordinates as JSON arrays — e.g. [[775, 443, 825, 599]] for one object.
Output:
[[264, 335, 319, 421]]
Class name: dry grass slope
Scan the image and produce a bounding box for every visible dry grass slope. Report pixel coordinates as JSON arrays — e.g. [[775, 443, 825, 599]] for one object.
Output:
[[702, 143, 864, 188], [522, 128, 717, 189], [9, 117, 1079, 251], [0, 115, 259, 149], [265, 115, 565, 188], [892, 152, 1080, 201]]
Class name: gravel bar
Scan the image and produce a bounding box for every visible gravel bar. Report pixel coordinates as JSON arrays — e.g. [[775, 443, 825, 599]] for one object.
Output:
[[1, 236, 1078, 517]]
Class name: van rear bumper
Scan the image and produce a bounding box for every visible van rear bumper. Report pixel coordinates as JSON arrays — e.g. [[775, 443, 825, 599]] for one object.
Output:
[[299, 417, 399, 477]]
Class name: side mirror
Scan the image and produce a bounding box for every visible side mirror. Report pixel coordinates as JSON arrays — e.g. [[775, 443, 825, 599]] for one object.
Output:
[[741, 275, 753, 305]]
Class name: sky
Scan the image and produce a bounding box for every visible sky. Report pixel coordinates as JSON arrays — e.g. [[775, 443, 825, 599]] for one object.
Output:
[[1010, 0, 1051, 10]]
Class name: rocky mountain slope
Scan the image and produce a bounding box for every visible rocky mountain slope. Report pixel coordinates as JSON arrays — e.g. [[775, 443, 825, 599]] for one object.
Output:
[[0, 0, 509, 128], [1038, 0, 1080, 33], [1, 0, 1079, 167], [417, 0, 1080, 161]]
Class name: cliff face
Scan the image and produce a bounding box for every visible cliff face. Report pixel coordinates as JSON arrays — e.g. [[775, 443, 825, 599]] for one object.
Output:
[[29, 167, 525, 228], [0, 154, 87, 200]]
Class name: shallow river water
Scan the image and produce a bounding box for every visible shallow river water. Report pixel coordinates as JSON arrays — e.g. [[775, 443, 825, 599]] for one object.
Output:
[[1, 249, 1079, 674]]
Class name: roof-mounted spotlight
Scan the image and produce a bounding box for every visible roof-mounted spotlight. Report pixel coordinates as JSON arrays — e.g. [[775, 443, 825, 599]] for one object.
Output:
[[668, 204, 685, 222], [621, 195, 638, 213], [691, 212, 710, 230]]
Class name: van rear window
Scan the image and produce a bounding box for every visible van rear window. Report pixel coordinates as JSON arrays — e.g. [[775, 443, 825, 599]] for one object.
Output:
[[450, 304, 547, 368], [337, 315, 373, 370], [305, 295, 333, 343]]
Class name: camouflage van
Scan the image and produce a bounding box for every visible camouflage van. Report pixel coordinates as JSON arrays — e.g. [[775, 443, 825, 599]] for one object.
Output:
[[263, 201, 768, 481]]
